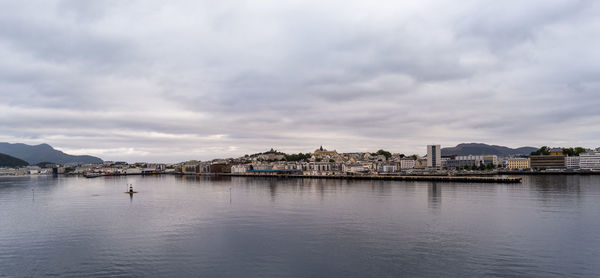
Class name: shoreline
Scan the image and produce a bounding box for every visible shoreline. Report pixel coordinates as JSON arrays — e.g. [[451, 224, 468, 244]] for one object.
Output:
[[186, 173, 523, 183], [9, 170, 599, 181]]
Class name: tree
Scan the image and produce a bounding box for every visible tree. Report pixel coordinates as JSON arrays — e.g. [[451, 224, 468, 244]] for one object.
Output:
[[559, 147, 587, 156], [372, 149, 392, 159], [315, 158, 322, 162], [562, 148, 575, 156], [531, 146, 551, 155], [329, 159, 335, 163], [285, 153, 312, 162], [575, 147, 587, 156]]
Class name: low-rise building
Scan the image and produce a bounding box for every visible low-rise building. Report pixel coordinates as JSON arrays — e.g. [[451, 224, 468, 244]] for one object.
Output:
[[565, 156, 580, 169], [182, 161, 201, 174], [400, 159, 416, 169], [507, 158, 530, 170], [125, 168, 142, 174], [444, 155, 488, 169], [231, 164, 248, 173], [579, 152, 600, 170], [483, 155, 499, 166], [209, 163, 231, 173], [530, 155, 565, 170], [377, 164, 398, 173]]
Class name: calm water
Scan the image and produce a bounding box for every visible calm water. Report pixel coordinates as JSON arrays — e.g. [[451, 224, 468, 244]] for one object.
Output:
[[1, 175, 599, 277]]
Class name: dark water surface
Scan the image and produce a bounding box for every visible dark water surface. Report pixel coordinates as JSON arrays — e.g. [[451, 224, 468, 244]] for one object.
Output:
[[1, 175, 599, 277]]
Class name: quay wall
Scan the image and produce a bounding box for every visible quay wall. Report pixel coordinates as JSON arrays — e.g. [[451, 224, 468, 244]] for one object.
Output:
[[191, 173, 522, 183]]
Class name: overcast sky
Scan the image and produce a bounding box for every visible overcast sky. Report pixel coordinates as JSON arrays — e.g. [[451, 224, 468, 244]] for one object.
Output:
[[1, 0, 599, 162]]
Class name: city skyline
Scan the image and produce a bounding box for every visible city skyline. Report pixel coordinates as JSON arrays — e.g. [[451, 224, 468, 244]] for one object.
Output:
[[2, 1, 600, 162]]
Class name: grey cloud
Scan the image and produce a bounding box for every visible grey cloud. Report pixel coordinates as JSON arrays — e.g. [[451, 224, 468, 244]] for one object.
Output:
[[1, 0, 600, 162]]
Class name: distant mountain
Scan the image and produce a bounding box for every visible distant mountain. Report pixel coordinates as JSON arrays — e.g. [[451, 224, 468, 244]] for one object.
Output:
[[0, 143, 103, 164], [441, 143, 537, 157], [0, 153, 29, 167]]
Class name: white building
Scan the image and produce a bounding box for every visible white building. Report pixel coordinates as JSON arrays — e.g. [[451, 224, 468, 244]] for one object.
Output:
[[427, 145, 441, 168], [579, 152, 600, 170], [125, 168, 142, 174], [377, 165, 398, 173], [565, 156, 580, 169], [231, 165, 248, 173], [400, 159, 416, 169]]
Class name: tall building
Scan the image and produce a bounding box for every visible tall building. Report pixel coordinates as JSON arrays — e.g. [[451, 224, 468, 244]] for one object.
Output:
[[427, 145, 441, 168]]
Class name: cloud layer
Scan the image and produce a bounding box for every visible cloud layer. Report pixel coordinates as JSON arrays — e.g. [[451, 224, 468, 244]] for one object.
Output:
[[1, 0, 599, 162]]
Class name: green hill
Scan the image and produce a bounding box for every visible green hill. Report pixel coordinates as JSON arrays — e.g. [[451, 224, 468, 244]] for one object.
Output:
[[0, 153, 29, 167]]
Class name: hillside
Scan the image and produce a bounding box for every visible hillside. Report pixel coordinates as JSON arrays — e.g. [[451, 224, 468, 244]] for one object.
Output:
[[0, 143, 103, 165], [0, 153, 29, 167], [441, 143, 537, 156]]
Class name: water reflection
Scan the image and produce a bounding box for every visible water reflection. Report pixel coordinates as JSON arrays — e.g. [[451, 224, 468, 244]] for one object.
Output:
[[428, 182, 441, 211], [1, 175, 600, 277]]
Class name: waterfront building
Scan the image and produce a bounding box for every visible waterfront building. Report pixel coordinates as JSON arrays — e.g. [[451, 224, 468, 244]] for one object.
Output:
[[343, 164, 369, 174], [427, 145, 441, 168], [507, 158, 530, 170], [444, 155, 488, 169], [579, 152, 600, 170], [530, 155, 565, 170], [284, 162, 304, 171], [251, 163, 273, 171], [209, 163, 231, 173], [377, 164, 398, 173], [441, 156, 451, 168], [483, 155, 499, 166], [565, 156, 580, 169], [182, 161, 201, 174], [125, 168, 142, 174], [400, 159, 416, 169], [231, 165, 248, 173]]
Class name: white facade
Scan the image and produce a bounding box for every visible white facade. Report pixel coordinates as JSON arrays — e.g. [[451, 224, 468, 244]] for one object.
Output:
[[231, 165, 248, 173], [456, 155, 484, 163], [427, 145, 441, 168], [125, 168, 142, 174], [579, 152, 600, 170], [400, 159, 416, 169], [377, 165, 398, 173], [565, 156, 580, 169]]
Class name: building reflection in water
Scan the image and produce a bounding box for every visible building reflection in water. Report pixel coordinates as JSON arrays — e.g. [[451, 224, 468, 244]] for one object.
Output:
[[428, 182, 441, 210]]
